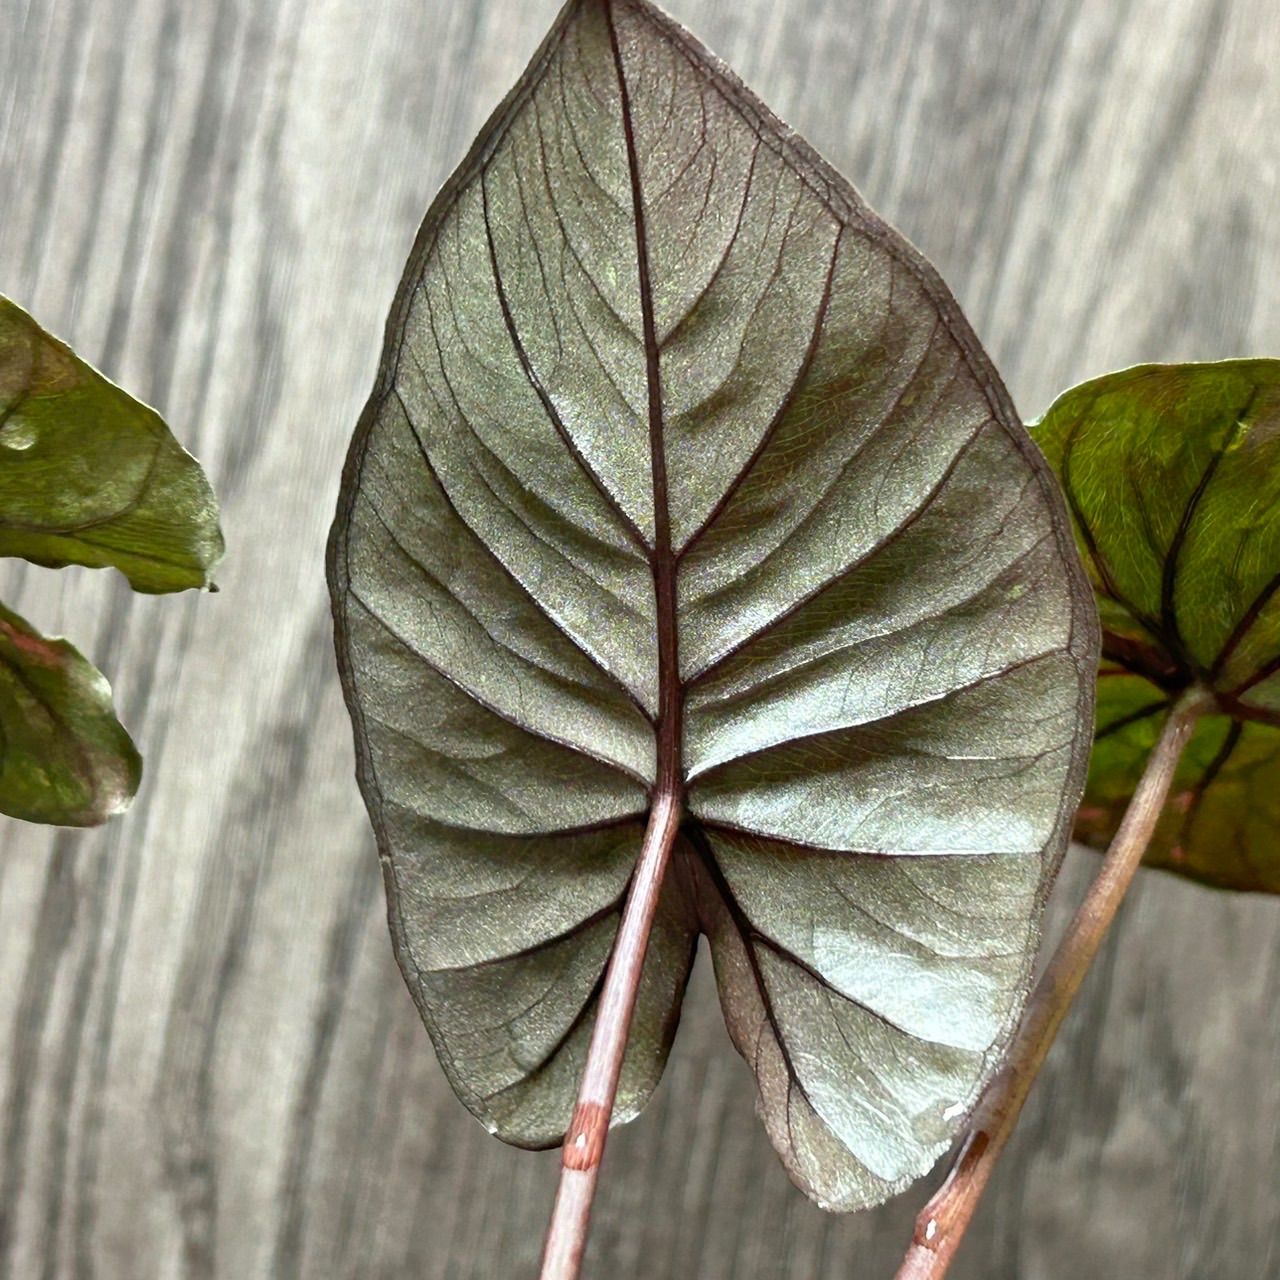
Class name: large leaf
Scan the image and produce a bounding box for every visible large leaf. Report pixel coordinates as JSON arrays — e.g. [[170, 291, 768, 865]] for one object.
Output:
[[0, 295, 224, 592], [1035, 360, 1280, 894], [329, 0, 1097, 1210], [0, 600, 140, 825]]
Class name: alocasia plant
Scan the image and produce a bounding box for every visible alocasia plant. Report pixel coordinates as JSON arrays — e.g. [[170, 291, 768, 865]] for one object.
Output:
[[1039, 361, 1280, 894], [898, 361, 1280, 1278], [0, 295, 223, 826], [329, 0, 1098, 1271]]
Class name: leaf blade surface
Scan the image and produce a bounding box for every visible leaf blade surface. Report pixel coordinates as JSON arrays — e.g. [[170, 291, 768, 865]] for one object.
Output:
[[1035, 360, 1280, 895], [330, 0, 1097, 1207], [0, 295, 224, 593], [0, 600, 140, 825]]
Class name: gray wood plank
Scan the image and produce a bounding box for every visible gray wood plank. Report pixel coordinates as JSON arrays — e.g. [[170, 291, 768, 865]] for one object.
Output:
[[1, 0, 1277, 1276]]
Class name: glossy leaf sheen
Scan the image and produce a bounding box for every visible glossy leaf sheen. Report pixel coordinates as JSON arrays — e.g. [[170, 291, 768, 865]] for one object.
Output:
[[0, 600, 140, 825], [329, 0, 1096, 1210], [0, 296, 224, 593], [1036, 360, 1280, 894]]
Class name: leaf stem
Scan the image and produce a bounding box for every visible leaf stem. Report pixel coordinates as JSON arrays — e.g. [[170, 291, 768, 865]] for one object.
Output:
[[893, 685, 1211, 1280], [538, 786, 683, 1280]]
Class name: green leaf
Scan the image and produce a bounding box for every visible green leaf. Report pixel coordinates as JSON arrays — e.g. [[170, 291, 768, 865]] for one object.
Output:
[[0, 599, 141, 825], [0, 294, 224, 592], [329, 0, 1097, 1211], [1034, 360, 1280, 894]]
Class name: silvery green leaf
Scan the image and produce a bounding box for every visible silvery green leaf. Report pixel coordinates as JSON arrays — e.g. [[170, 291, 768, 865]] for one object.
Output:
[[329, 0, 1097, 1210]]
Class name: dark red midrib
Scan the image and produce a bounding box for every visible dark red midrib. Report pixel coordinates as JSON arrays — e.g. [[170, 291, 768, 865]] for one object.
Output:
[[607, 3, 682, 802], [543, 6, 687, 1204]]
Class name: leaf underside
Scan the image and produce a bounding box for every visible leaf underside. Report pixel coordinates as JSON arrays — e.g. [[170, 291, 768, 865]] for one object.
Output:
[[329, 0, 1096, 1211], [0, 295, 224, 594], [1035, 360, 1280, 895]]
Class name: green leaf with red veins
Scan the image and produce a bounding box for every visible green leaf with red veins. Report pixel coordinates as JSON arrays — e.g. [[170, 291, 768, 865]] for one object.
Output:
[[1035, 359, 1280, 895]]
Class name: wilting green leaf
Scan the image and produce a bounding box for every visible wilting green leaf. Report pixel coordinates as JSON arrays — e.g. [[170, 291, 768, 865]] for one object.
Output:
[[0, 295, 224, 592], [1035, 360, 1280, 894], [329, 0, 1096, 1210], [0, 600, 140, 825]]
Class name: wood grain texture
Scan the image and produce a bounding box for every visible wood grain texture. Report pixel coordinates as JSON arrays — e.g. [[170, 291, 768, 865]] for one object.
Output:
[[1, 0, 1277, 1276]]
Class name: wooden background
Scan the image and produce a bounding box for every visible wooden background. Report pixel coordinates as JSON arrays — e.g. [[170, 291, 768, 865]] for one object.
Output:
[[2, 0, 1278, 1275]]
